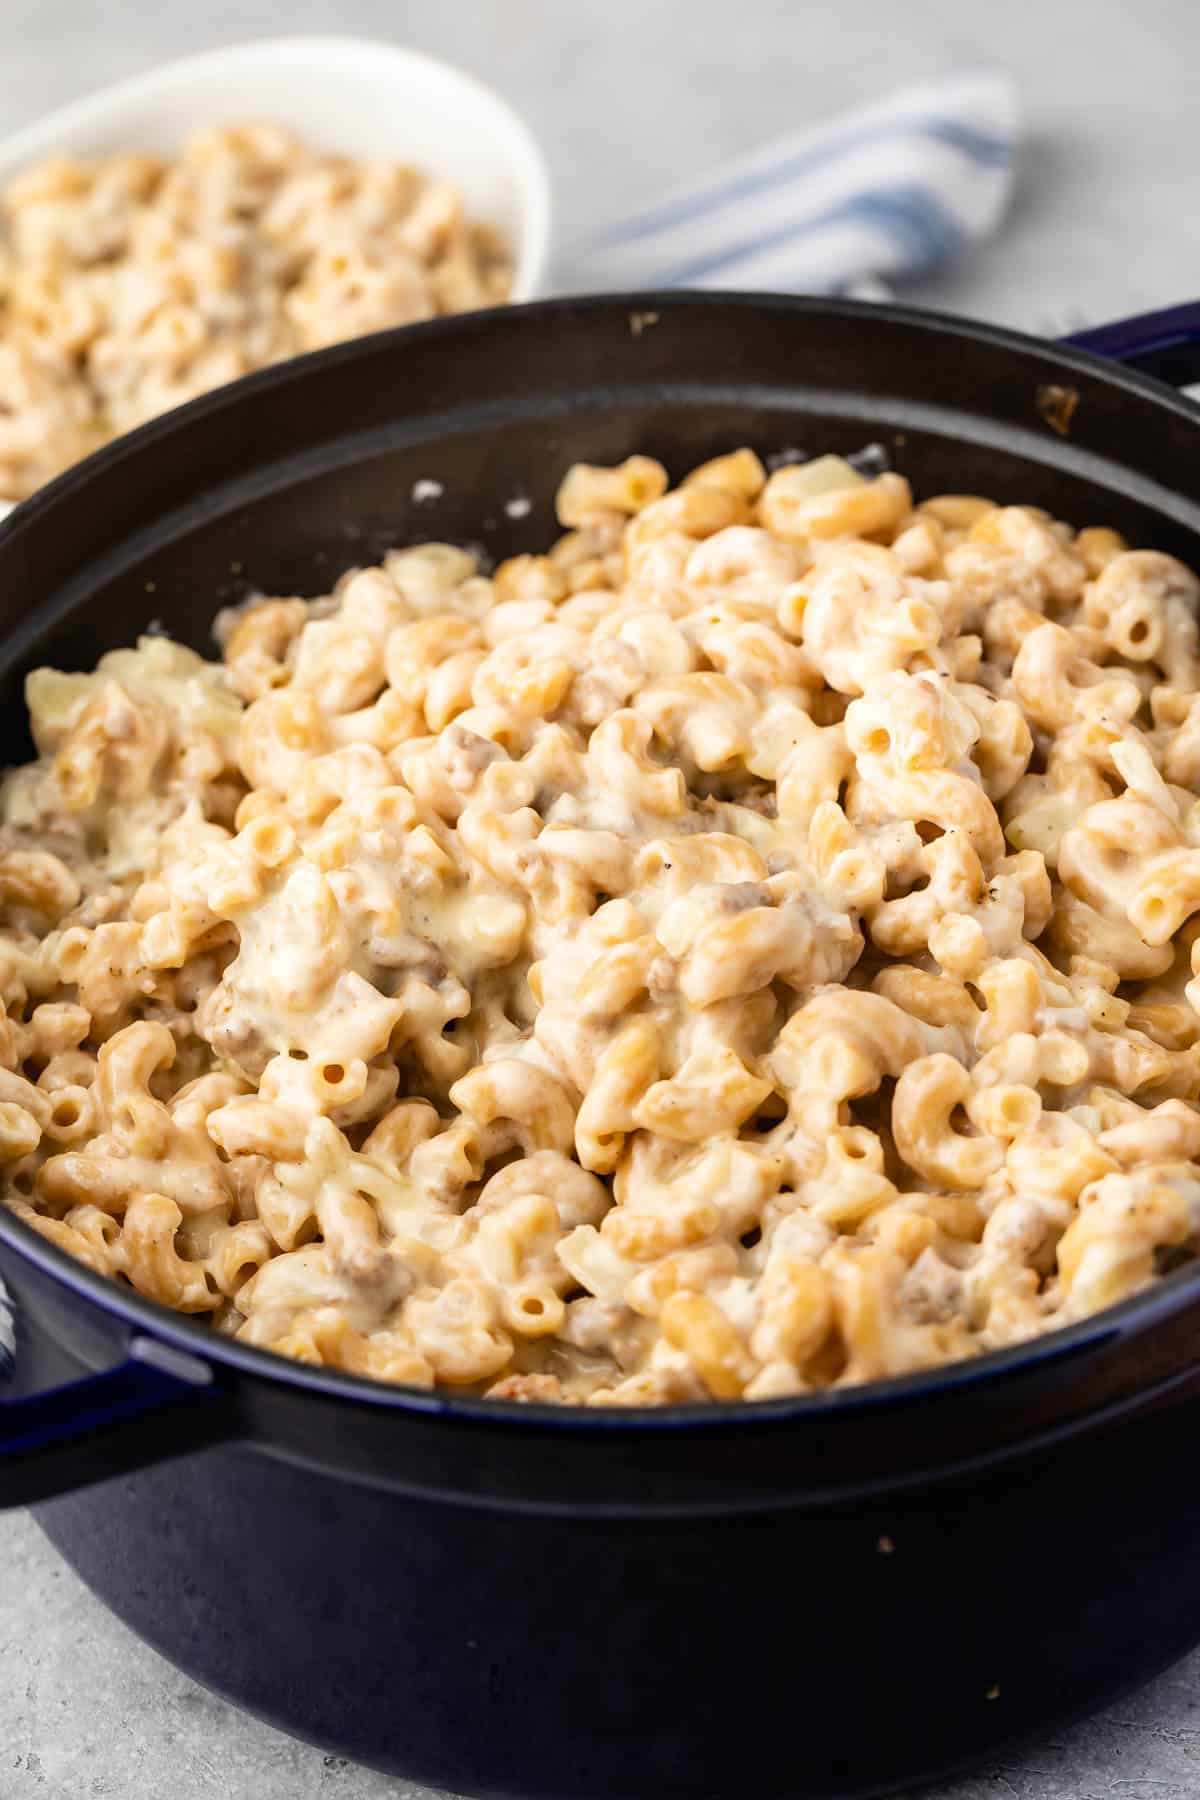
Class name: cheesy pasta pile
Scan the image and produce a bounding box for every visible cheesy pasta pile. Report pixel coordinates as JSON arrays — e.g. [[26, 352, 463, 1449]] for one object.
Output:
[[0, 123, 512, 502], [5, 447, 1200, 1404]]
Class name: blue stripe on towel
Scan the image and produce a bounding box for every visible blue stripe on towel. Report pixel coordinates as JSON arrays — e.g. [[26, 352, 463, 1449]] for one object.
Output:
[[591, 116, 1013, 251], [655, 183, 969, 287]]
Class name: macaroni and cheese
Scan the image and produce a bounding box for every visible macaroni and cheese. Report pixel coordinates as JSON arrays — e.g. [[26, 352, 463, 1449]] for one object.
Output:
[[0, 123, 512, 501], [5, 447, 1200, 1405]]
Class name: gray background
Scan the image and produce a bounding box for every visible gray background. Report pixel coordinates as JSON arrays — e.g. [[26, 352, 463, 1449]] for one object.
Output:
[[4, 1, 1200, 1795]]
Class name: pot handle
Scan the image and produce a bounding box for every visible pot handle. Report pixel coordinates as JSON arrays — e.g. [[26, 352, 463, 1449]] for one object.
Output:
[[1065, 301, 1200, 387], [0, 1330, 232, 1508]]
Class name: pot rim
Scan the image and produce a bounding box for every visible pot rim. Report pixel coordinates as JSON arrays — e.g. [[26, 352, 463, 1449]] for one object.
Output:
[[6, 1196, 1200, 1430], [6, 285, 1200, 551]]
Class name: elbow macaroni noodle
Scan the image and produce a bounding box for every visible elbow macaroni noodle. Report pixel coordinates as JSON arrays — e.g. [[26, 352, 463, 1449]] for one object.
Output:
[[5, 446, 1200, 1403], [0, 124, 512, 501]]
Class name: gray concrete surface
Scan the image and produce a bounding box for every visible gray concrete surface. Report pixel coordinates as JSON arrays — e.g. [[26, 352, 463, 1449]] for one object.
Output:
[[5, 0, 1200, 1794]]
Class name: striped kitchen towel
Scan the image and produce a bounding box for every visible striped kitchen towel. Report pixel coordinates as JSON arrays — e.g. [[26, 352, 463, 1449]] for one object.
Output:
[[556, 69, 1019, 297]]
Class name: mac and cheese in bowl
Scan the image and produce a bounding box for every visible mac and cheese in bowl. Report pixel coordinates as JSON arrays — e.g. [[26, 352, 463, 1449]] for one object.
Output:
[[0, 123, 512, 502], [4, 447, 1200, 1404]]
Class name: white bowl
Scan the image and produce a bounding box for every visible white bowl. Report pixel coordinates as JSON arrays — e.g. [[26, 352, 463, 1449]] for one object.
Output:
[[0, 35, 552, 302]]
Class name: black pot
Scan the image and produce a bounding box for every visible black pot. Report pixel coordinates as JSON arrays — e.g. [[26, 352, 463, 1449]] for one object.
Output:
[[5, 293, 1200, 1800]]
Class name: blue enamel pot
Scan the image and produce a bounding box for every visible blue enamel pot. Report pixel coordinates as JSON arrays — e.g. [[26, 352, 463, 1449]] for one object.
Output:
[[5, 292, 1200, 1799]]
